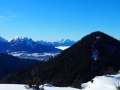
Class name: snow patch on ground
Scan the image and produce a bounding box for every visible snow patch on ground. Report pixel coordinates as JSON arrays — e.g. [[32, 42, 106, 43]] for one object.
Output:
[[0, 84, 32, 90], [82, 74, 120, 90], [96, 36, 100, 39], [0, 84, 79, 90]]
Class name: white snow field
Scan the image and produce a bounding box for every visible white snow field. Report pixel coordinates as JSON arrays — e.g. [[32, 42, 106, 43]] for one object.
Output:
[[82, 74, 120, 90], [0, 84, 32, 90], [0, 84, 79, 90], [0, 74, 120, 90]]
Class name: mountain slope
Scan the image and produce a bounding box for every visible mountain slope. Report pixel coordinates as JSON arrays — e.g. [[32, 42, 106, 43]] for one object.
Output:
[[0, 42, 10, 52], [0, 37, 10, 52], [1, 31, 120, 88], [0, 36, 8, 42], [0, 53, 39, 78]]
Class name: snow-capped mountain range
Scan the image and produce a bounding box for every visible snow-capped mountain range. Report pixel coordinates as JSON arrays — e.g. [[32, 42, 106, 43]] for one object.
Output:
[[1, 36, 62, 53], [0, 36, 75, 49], [0, 36, 75, 60], [36, 39, 76, 47]]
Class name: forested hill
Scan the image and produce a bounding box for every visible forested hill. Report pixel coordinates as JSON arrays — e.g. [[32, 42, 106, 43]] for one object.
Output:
[[0, 53, 39, 78], [1, 31, 120, 88]]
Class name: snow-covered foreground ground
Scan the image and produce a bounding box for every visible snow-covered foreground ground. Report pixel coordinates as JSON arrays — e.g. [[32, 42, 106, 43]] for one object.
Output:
[[0, 84, 29, 90], [0, 84, 79, 90], [0, 74, 120, 90], [82, 74, 120, 90]]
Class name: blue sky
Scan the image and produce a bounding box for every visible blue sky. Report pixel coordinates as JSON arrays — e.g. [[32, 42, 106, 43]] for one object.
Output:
[[0, 0, 120, 41]]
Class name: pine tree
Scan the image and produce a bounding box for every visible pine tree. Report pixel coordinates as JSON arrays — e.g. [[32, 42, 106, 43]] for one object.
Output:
[[26, 80, 32, 88]]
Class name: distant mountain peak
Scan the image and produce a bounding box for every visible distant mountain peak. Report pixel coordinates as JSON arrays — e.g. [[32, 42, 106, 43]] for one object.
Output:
[[10, 36, 37, 48], [14, 36, 22, 40], [9, 36, 33, 42], [52, 39, 74, 42], [5, 36, 61, 53], [36, 39, 76, 47]]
